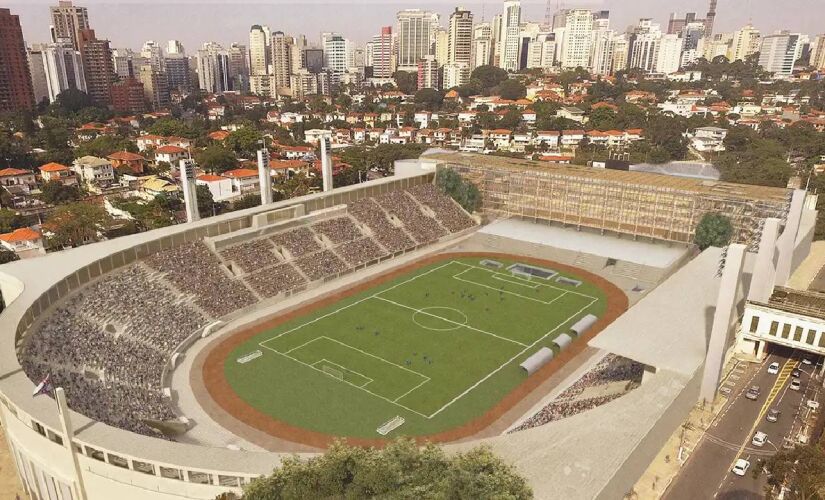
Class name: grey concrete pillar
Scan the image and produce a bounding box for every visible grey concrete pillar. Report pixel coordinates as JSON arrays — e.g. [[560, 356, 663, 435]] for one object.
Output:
[[320, 136, 333, 192], [700, 244, 747, 403], [748, 218, 780, 303], [56, 387, 88, 500], [179, 159, 200, 223], [257, 149, 273, 205], [775, 189, 807, 287]]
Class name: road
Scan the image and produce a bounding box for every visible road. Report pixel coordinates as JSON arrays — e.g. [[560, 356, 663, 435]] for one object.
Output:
[[664, 348, 823, 500]]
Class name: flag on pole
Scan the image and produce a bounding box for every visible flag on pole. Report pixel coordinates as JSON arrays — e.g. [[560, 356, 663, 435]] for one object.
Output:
[[32, 374, 52, 397]]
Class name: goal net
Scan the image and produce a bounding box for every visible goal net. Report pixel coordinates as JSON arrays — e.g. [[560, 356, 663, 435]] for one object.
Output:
[[322, 364, 344, 380], [377, 416, 405, 435]]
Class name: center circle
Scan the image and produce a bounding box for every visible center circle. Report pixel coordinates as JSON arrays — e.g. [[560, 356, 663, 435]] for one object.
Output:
[[411, 307, 469, 331]]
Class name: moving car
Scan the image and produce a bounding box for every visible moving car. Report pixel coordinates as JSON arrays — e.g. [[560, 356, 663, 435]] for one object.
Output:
[[746, 386, 760, 400], [732, 459, 750, 476], [790, 379, 802, 391], [768, 362, 780, 374], [752, 431, 768, 447], [766, 408, 781, 422]]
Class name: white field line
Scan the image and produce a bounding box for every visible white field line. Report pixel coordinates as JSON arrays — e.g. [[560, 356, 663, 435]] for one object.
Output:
[[452, 261, 598, 300], [394, 378, 432, 403], [258, 341, 430, 418], [452, 269, 569, 306], [321, 336, 430, 381], [427, 297, 598, 419], [259, 261, 457, 349], [374, 295, 528, 348], [312, 358, 375, 387], [490, 274, 540, 289]]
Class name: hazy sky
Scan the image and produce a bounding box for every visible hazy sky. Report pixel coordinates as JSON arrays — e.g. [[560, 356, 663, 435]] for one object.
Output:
[[8, 0, 825, 52]]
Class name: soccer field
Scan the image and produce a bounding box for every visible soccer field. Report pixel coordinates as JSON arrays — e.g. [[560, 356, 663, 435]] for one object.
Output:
[[222, 256, 609, 439]]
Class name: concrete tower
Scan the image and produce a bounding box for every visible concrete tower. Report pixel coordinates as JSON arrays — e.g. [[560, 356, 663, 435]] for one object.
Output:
[[320, 135, 333, 192], [179, 159, 200, 223], [257, 148, 273, 205]]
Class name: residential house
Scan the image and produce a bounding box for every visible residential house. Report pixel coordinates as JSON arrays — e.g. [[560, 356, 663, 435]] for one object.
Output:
[[195, 174, 234, 202], [556, 107, 587, 124], [0, 227, 45, 259], [222, 168, 261, 196], [154, 145, 188, 165], [108, 151, 146, 175], [136, 135, 166, 152], [39, 163, 78, 186], [72, 156, 115, 186], [489, 129, 512, 149], [561, 130, 585, 147], [0, 169, 37, 193], [691, 126, 728, 153], [535, 131, 560, 149]]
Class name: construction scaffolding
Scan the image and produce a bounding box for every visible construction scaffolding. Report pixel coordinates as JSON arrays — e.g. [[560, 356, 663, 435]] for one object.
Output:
[[428, 153, 792, 249]]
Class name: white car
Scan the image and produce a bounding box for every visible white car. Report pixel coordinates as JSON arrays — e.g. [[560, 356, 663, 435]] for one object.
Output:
[[767, 362, 780, 374], [790, 379, 802, 391], [752, 431, 768, 447], [802, 358, 813, 365], [807, 400, 820, 410], [732, 459, 750, 476]]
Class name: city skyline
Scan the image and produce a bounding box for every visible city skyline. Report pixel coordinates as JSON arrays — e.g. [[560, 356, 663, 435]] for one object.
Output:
[[8, 0, 825, 52]]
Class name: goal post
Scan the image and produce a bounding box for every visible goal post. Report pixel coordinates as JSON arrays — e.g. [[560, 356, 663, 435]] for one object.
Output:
[[321, 364, 344, 380]]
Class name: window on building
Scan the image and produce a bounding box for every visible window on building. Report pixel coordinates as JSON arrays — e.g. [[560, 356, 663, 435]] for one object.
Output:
[[808, 329, 817, 345], [782, 324, 792, 339], [749, 316, 760, 333], [794, 326, 804, 342], [769, 321, 779, 336]]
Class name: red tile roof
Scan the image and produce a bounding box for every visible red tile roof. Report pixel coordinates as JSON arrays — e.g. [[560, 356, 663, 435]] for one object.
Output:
[[196, 174, 227, 182], [155, 145, 187, 154], [207, 131, 231, 140], [39, 162, 69, 172], [223, 168, 258, 178], [0, 168, 31, 177], [108, 151, 145, 161], [0, 227, 41, 243]]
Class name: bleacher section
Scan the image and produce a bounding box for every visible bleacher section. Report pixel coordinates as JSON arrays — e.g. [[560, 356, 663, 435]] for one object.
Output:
[[19, 184, 477, 438]]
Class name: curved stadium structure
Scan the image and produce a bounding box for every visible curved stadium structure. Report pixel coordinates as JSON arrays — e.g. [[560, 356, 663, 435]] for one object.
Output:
[[0, 153, 816, 500]]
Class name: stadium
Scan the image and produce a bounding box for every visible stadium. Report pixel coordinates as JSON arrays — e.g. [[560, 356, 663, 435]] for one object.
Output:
[[0, 151, 817, 500]]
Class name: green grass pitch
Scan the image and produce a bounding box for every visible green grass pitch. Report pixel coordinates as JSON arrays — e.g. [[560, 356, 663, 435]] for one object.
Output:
[[223, 256, 608, 438]]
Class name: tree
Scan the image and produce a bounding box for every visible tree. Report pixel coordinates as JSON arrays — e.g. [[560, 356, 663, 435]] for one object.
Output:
[[0, 248, 19, 265], [243, 438, 531, 500], [39, 181, 82, 205], [194, 145, 238, 174], [694, 213, 733, 250], [414, 88, 444, 110], [196, 184, 217, 218], [0, 208, 26, 233], [232, 194, 261, 211], [470, 65, 508, 92], [393, 71, 418, 95], [225, 127, 264, 157], [763, 444, 825, 499], [75, 135, 137, 158], [45, 202, 112, 248], [588, 107, 619, 131], [51, 89, 95, 114], [436, 166, 481, 213], [497, 79, 527, 100]]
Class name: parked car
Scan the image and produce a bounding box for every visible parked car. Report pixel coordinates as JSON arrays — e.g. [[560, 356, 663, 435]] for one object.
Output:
[[807, 400, 820, 410], [752, 431, 768, 447], [746, 386, 760, 400], [802, 358, 813, 365], [766, 408, 781, 422], [792, 369, 801, 379], [768, 362, 780, 374], [790, 379, 802, 391], [732, 459, 750, 476]]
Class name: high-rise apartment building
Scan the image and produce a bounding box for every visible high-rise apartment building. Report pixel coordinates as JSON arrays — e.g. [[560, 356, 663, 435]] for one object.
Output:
[[141, 40, 165, 72], [228, 42, 249, 91], [197, 42, 231, 94], [612, 35, 629, 72], [629, 19, 662, 72], [164, 53, 190, 93], [434, 29, 449, 66], [655, 34, 684, 74], [812, 35, 825, 70], [50, 1, 90, 51], [78, 29, 115, 106], [499, 1, 522, 71], [759, 32, 802, 79], [417, 55, 439, 89], [560, 9, 593, 69], [111, 77, 145, 113], [322, 33, 350, 73], [731, 24, 761, 62], [0, 9, 34, 112], [37, 39, 87, 102], [472, 23, 493, 68], [271, 32, 294, 91], [139, 64, 169, 110], [248, 25, 270, 76], [371, 27, 394, 78], [396, 10, 437, 72], [448, 7, 473, 67], [167, 40, 185, 55], [590, 28, 615, 75], [111, 48, 135, 79], [304, 48, 324, 73], [443, 63, 470, 89], [28, 45, 50, 105]]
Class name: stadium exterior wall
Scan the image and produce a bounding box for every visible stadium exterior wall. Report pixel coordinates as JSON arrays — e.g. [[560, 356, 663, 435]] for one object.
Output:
[[0, 173, 435, 500]]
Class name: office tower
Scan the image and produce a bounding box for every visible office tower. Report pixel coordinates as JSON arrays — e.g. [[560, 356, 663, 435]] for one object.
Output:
[[491, 14, 503, 64], [704, 33, 733, 60], [197, 42, 230, 93], [248, 25, 270, 76], [525, 31, 554, 69], [271, 32, 293, 90], [78, 29, 115, 106], [759, 32, 802, 79], [322, 33, 350, 73], [590, 29, 615, 75], [50, 1, 90, 51], [165, 53, 190, 93], [499, 1, 522, 71], [289, 69, 320, 98], [667, 12, 697, 35], [629, 19, 662, 72], [371, 27, 394, 78], [396, 10, 437, 72], [167, 40, 184, 55], [111, 48, 135, 78], [139, 65, 169, 109], [417, 55, 439, 89], [811, 35, 825, 70], [304, 48, 324, 73], [683, 22, 705, 52], [0, 9, 34, 112], [448, 7, 473, 66], [705, 0, 717, 37], [228, 43, 249, 91], [111, 77, 145, 113], [612, 34, 629, 72], [38, 39, 87, 102], [141, 40, 164, 72], [656, 34, 684, 74], [434, 29, 449, 66], [560, 9, 593, 69], [472, 23, 493, 68], [731, 24, 761, 62], [28, 45, 50, 105]]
